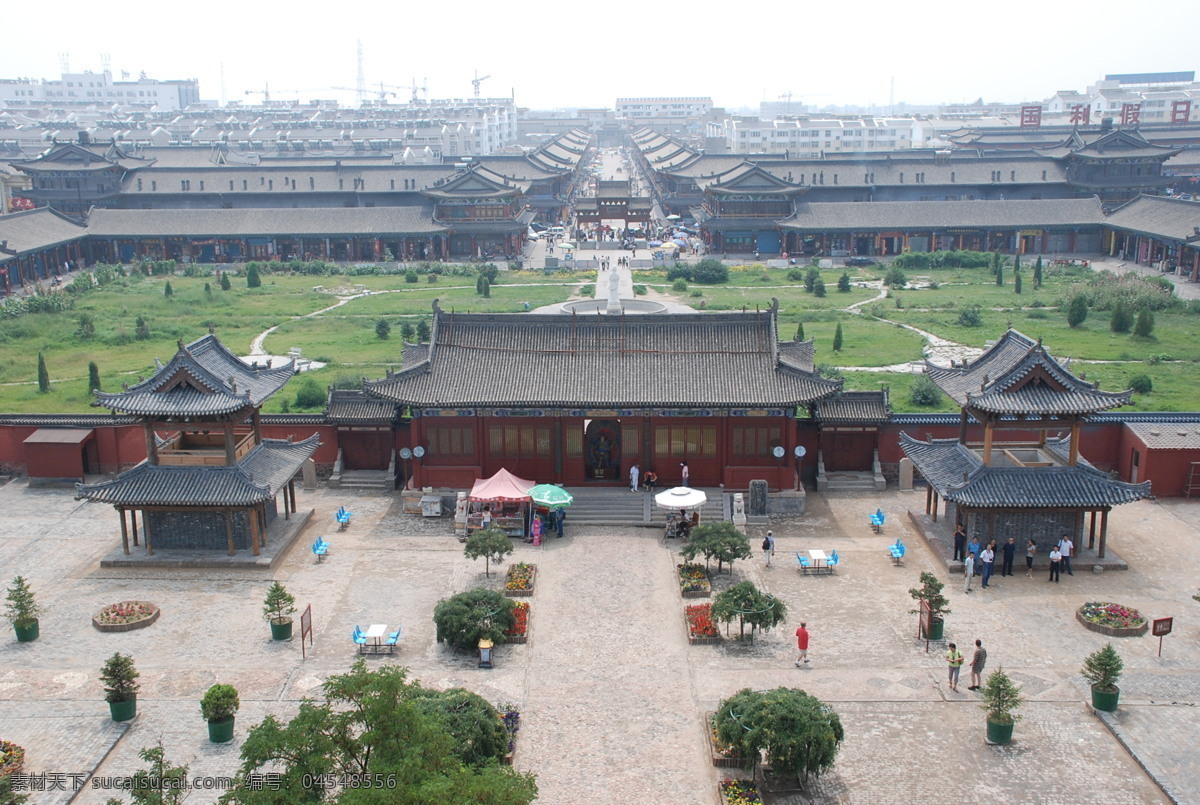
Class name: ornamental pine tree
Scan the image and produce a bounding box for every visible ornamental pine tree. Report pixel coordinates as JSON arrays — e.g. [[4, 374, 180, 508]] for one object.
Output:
[[375, 318, 391, 339], [995, 261, 1003, 286], [88, 361, 102, 393], [1033, 256, 1043, 288], [246, 265, 261, 288], [837, 272, 851, 292], [416, 319, 431, 342], [163, 280, 173, 297], [1134, 307, 1155, 338], [795, 322, 805, 341], [1014, 271, 1022, 294], [219, 272, 231, 291], [832, 322, 844, 352], [37, 352, 49, 393], [1067, 295, 1089, 328]]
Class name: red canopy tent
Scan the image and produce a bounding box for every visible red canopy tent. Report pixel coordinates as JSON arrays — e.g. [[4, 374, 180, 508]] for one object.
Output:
[[468, 468, 535, 502]]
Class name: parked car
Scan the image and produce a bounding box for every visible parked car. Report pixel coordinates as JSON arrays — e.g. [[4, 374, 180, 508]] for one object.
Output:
[[845, 257, 877, 267]]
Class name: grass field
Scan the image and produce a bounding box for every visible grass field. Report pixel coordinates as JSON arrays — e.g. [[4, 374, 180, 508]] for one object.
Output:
[[3, 261, 1197, 414]]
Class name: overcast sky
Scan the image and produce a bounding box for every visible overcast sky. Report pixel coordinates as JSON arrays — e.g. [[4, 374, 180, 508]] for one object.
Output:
[[3, 1, 1197, 112]]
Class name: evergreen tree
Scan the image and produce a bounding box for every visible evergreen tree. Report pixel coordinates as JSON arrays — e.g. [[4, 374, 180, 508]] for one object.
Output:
[[1067, 295, 1089, 327], [246, 265, 261, 288], [1013, 254, 1021, 273], [795, 322, 805, 341], [375, 318, 391, 339], [37, 352, 49, 393], [804, 267, 820, 293], [135, 315, 151, 340], [837, 272, 851, 292], [832, 322, 844, 352], [163, 280, 173, 297], [1110, 300, 1133, 333], [991, 251, 1001, 276], [995, 261, 1004, 286], [416, 319, 431, 342], [1134, 307, 1155, 338], [75, 314, 95, 340], [1014, 271, 1022, 294], [1033, 256, 1043, 288], [88, 361, 101, 393], [813, 279, 826, 297], [204, 282, 213, 299], [401, 322, 415, 341], [219, 272, 231, 291]]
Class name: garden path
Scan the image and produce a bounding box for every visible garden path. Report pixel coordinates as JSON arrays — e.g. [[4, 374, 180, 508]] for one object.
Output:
[[520, 529, 716, 805]]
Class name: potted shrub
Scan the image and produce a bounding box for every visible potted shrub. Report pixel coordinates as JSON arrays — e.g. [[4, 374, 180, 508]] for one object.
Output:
[[100, 652, 140, 722], [908, 571, 950, 641], [263, 581, 296, 641], [980, 667, 1023, 745], [1081, 642, 1123, 712], [200, 683, 240, 743], [5, 576, 43, 642]]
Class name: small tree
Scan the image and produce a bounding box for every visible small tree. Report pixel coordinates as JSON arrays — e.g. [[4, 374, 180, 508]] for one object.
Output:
[[464, 526, 514, 577], [36, 352, 50, 393], [1033, 256, 1043, 288], [908, 571, 951, 629], [804, 267, 820, 293], [163, 280, 174, 298], [995, 261, 1004, 286], [88, 361, 102, 393], [1110, 299, 1134, 333], [105, 742, 189, 805], [5, 576, 42, 628], [134, 314, 151, 340], [406, 269, 419, 283], [712, 581, 786, 642], [1133, 307, 1155, 338], [262, 581, 296, 626], [411, 687, 511, 767], [76, 313, 96, 340], [205, 282, 213, 299], [100, 652, 140, 704], [219, 272, 231, 291], [813, 278, 826, 297], [1129, 374, 1153, 394], [1014, 271, 1022, 294], [400, 321, 415, 341], [433, 588, 516, 651], [416, 318, 431, 342], [201, 683, 241, 722], [715, 687, 844, 782], [908, 374, 942, 407], [679, 521, 752, 575], [246, 265, 261, 288], [832, 322, 843, 352], [884, 265, 907, 288], [293, 378, 325, 409], [375, 318, 391, 339], [691, 258, 729, 284], [957, 305, 983, 327], [991, 251, 1001, 277], [980, 667, 1023, 726], [795, 321, 805, 341], [1067, 295, 1089, 327], [837, 272, 851, 292], [1081, 643, 1123, 693]]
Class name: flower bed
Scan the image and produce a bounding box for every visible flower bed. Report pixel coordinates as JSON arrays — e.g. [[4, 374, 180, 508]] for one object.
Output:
[[718, 778, 762, 805], [496, 703, 521, 765], [707, 713, 744, 768], [1076, 601, 1148, 637], [92, 601, 160, 632], [0, 740, 25, 779], [504, 563, 536, 597], [685, 603, 721, 645], [505, 601, 529, 645], [678, 563, 711, 598]]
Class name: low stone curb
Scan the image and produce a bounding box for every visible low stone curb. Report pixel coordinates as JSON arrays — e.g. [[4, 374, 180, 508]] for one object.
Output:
[[1075, 607, 1149, 637], [92, 603, 160, 632]]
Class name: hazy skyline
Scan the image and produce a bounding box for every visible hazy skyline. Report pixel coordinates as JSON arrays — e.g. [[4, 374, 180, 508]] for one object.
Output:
[[3, 1, 1198, 112]]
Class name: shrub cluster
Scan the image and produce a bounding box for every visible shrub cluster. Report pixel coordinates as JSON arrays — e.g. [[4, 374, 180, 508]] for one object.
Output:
[[891, 250, 994, 269]]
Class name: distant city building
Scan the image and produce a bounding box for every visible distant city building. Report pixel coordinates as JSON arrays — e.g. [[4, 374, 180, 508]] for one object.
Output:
[[0, 70, 200, 111], [616, 97, 713, 120], [707, 117, 920, 156]]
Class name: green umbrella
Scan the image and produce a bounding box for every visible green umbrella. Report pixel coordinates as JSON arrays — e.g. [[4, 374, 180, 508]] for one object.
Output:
[[528, 484, 574, 509]]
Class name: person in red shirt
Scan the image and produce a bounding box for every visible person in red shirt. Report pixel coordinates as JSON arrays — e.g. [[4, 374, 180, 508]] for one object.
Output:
[[794, 622, 810, 667]]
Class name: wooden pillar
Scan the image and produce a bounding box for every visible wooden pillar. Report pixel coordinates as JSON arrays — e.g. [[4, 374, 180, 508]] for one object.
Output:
[[931, 490, 939, 523], [144, 512, 153, 556], [959, 409, 968, 445], [925, 483, 933, 515], [282, 491, 289, 520], [224, 421, 237, 464], [225, 510, 235, 556], [982, 421, 994, 466], [119, 509, 130, 555], [144, 423, 159, 465], [252, 409, 262, 445], [250, 508, 261, 556], [131, 509, 139, 546], [289, 479, 297, 513], [1068, 420, 1080, 465], [1098, 509, 1109, 558], [1088, 510, 1097, 549]]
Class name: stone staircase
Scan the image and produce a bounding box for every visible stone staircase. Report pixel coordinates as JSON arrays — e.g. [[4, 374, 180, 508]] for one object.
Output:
[[336, 469, 393, 492], [564, 487, 727, 527]]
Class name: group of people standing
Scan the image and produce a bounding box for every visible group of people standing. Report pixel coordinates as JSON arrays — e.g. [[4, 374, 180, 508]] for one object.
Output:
[[954, 524, 1076, 591], [945, 639, 987, 693], [630, 462, 687, 492]]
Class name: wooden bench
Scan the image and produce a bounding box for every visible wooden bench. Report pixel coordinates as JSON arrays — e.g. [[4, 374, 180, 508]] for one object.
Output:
[[312, 537, 330, 562], [335, 506, 352, 530], [870, 509, 885, 533]]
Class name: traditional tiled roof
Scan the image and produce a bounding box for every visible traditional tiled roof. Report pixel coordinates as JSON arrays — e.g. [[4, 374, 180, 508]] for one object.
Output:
[[925, 329, 1130, 415], [1124, 422, 1200, 449], [779, 198, 1104, 232], [86, 206, 444, 238], [422, 165, 530, 199], [1106, 195, 1200, 242], [364, 303, 841, 408], [0, 413, 138, 427], [75, 434, 320, 506], [326, 389, 396, 424], [817, 390, 891, 423], [93, 334, 294, 417], [899, 433, 1151, 508], [0, 207, 87, 261]]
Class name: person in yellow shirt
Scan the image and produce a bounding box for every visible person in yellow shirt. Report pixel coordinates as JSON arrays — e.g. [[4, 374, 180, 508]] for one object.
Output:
[[945, 642, 965, 692]]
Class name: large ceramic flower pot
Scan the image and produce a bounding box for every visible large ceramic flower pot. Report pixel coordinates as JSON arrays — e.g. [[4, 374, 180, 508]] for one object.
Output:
[[270, 619, 293, 641], [109, 697, 137, 722], [986, 718, 1013, 745], [207, 717, 235, 743], [1091, 685, 1120, 712], [13, 620, 39, 642], [922, 619, 944, 641]]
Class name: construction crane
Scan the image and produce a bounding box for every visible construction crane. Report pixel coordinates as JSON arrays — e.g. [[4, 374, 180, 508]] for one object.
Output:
[[471, 71, 490, 99], [244, 85, 329, 103], [409, 77, 427, 103]]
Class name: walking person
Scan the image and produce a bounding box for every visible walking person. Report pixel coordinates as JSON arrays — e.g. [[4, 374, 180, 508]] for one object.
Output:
[[1048, 544, 1062, 583], [1025, 538, 1037, 577], [762, 531, 776, 568], [680, 461, 689, 487], [963, 552, 975, 593], [629, 463, 640, 492], [945, 642, 965, 692], [1058, 534, 1075, 576], [968, 639, 987, 690], [980, 543, 995, 588], [554, 507, 565, 539], [794, 621, 810, 666], [952, 523, 967, 562], [1001, 537, 1016, 577]]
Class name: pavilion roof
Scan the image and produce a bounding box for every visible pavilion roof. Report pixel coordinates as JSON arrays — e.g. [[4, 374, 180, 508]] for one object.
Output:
[[75, 434, 320, 507]]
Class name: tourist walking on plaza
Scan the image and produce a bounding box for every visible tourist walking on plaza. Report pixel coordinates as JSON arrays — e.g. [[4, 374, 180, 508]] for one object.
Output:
[[952, 523, 967, 562], [968, 639, 987, 691], [980, 543, 995, 588], [963, 552, 975, 593], [967, 536, 982, 575], [1001, 537, 1017, 576], [762, 531, 775, 567], [1058, 534, 1075, 575], [794, 622, 810, 666], [680, 461, 689, 487], [945, 643, 965, 692], [1048, 544, 1062, 582], [629, 463, 640, 492], [1025, 538, 1037, 577]]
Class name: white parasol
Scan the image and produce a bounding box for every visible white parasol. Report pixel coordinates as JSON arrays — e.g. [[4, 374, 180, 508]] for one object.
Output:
[[654, 486, 707, 510]]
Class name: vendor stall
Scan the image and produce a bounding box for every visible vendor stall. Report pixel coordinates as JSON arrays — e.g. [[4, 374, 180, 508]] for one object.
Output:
[[467, 468, 535, 538], [655, 487, 707, 539]]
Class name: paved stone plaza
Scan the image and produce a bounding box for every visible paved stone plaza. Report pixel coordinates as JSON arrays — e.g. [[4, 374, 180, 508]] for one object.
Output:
[[0, 478, 1196, 804]]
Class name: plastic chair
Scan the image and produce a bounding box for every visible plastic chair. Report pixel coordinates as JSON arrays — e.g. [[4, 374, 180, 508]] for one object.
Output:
[[796, 552, 811, 574]]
